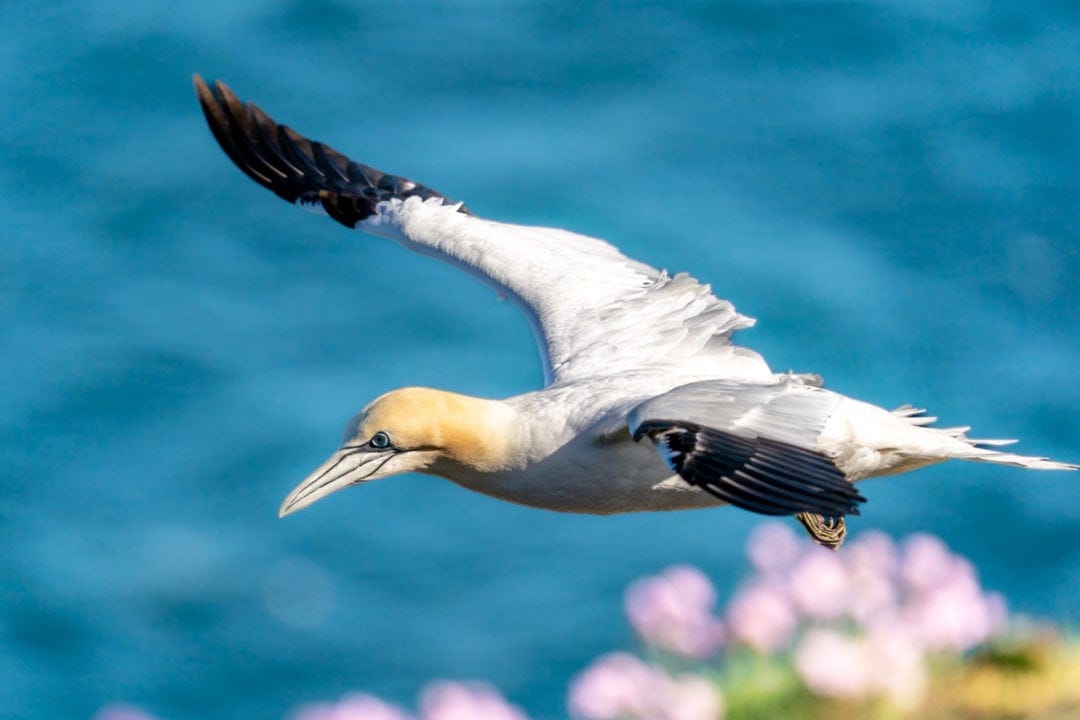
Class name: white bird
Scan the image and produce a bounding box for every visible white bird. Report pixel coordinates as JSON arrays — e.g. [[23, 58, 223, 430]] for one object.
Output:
[[195, 77, 1075, 547]]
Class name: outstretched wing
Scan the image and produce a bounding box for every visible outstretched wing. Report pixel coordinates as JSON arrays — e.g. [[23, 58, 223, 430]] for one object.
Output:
[[629, 378, 866, 518], [195, 76, 770, 384]]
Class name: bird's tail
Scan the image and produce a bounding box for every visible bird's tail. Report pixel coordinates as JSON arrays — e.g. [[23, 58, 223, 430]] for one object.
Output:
[[891, 404, 1077, 471], [954, 446, 1077, 471]]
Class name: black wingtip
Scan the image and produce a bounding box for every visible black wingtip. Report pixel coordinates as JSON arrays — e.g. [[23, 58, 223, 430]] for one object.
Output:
[[193, 76, 468, 227]]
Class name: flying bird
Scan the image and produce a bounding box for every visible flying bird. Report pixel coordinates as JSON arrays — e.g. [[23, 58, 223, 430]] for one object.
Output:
[[194, 76, 1075, 548]]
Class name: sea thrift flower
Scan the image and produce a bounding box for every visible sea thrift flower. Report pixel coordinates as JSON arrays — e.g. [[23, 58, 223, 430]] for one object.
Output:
[[794, 628, 870, 699], [787, 545, 850, 620], [569, 653, 723, 720], [903, 559, 1006, 652], [863, 625, 926, 708], [746, 522, 802, 576], [847, 531, 898, 579], [419, 681, 529, 720], [568, 653, 660, 720], [624, 565, 725, 658], [899, 534, 956, 594], [725, 581, 796, 653], [795, 626, 928, 706], [844, 531, 900, 625], [292, 693, 415, 720], [664, 674, 724, 720]]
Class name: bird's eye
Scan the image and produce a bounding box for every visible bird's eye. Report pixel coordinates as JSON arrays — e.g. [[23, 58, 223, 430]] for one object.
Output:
[[369, 431, 391, 449]]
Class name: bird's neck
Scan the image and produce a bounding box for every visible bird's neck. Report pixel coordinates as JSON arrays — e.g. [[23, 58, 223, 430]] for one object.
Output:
[[410, 389, 526, 477]]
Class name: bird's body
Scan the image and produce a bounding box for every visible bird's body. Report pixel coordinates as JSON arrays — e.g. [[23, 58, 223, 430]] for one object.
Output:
[[195, 76, 1074, 546], [455, 377, 721, 514]]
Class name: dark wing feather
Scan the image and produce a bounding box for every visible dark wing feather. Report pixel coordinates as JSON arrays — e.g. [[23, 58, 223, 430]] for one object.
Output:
[[642, 420, 865, 517], [193, 75, 467, 227]]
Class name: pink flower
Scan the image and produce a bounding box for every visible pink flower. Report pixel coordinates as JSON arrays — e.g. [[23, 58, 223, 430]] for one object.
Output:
[[794, 628, 870, 700], [568, 653, 723, 720], [568, 653, 660, 720], [664, 675, 724, 720], [624, 566, 725, 658], [902, 560, 1006, 652], [899, 534, 956, 594], [725, 581, 796, 653], [894, 535, 1008, 652], [863, 626, 926, 708], [845, 532, 900, 626], [291, 693, 415, 720], [746, 522, 802, 577], [847, 531, 898, 579], [93, 706, 163, 720], [795, 626, 927, 707], [787, 546, 850, 620], [419, 681, 529, 720]]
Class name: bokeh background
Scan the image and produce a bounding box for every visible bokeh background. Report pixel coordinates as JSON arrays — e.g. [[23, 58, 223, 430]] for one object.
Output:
[[2, 2, 1077, 718]]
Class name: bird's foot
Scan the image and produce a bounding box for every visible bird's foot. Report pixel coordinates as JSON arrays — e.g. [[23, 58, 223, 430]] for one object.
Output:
[[795, 512, 847, 549]]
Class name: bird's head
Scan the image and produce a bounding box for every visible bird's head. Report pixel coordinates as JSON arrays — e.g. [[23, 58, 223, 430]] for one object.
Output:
[[278, 387, 515, 516]]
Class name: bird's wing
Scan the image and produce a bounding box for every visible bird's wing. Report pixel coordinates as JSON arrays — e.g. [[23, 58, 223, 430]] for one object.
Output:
[[628, 378, 865, 518], [195, 77, 770, 385]]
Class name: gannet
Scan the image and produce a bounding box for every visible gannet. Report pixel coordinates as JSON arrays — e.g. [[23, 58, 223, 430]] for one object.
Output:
[[194, 76, 1075, 547]]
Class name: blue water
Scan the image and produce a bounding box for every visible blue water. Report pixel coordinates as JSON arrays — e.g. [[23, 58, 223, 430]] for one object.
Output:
[[2, 2, 1077, 718]]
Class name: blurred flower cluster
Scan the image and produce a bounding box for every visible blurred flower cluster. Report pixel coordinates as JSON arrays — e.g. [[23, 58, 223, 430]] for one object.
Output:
[[96, 523, 1080, 720], [290, 681, 529, 720], [571, 523, 1015, 719], [94, 682, 529, 720]]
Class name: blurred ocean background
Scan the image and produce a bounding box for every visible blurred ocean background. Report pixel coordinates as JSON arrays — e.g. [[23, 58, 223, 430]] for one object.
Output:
[[2, 2, 1077, 718]]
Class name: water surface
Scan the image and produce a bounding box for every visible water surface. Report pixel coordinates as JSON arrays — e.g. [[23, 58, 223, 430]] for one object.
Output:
[[2, 3, 1077, 718]]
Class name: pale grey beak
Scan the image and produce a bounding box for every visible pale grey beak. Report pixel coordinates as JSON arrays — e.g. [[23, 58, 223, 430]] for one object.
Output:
[[279, 446, 393, 517]]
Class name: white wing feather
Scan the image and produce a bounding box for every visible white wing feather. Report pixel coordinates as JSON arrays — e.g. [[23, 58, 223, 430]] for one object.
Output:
[[628, 377, 842, 451], [194, 77, 770, 387], [366, 197, 771, 384]]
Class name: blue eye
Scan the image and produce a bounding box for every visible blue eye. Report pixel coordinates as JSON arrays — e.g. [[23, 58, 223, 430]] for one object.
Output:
[[369, 431, 391, 449]]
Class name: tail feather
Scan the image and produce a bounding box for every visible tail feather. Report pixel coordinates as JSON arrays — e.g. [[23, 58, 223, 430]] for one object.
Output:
[[961, 448, 1077, 471], [966, 437, 1017, 447], [890, 405, 938, 426], [889, 402, 1075, 471], [950, 431, 1070, 469]]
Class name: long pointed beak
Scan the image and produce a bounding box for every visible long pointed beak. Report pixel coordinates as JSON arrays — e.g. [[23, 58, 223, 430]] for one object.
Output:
[[279, 447, 393, 517]]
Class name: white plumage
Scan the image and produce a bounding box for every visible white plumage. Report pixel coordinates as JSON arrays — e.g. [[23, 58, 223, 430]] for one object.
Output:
[[195, 76, 1075, 547], [366, 197, 768, 384]]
